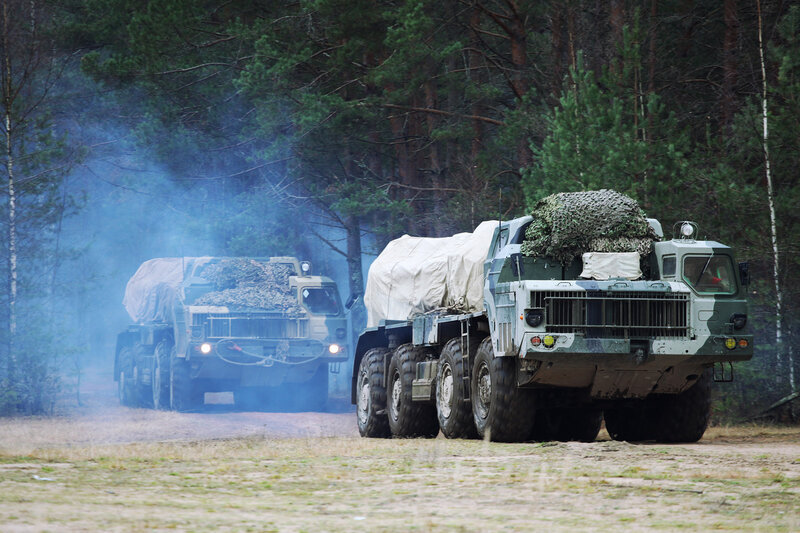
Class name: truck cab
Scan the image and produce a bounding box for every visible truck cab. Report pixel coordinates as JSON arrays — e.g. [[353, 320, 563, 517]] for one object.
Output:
[[484, 217, 752, 399]]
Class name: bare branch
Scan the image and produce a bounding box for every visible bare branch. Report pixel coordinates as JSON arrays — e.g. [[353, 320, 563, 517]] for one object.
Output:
[[307, 227, 347, 257], [381, 103, 505, 126]]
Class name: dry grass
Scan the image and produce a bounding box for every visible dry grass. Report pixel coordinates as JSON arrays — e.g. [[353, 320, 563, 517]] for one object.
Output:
[[1, 425, 800, 531]]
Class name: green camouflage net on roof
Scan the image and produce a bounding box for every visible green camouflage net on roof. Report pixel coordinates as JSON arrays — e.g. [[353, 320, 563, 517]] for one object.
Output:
[[193, 259, 301, 313], [520, 189, 658, 264]]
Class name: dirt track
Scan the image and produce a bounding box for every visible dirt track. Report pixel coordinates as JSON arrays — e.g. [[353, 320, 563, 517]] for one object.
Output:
[[0, 364, 358, 453], [1, 366, 800, 531]]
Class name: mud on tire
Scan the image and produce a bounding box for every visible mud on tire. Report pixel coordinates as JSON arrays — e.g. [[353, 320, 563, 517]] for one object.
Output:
[[151, 340, 172, 410], [387, 344, 439, 438], [651, 369, 712, 443], [604, 401, 657, 442], [171, 355, 201, 412], [117, 346, 137, 407], [532, 408, 602, 442], [356, 348, 391, 438], [471, 338, 535, 442]]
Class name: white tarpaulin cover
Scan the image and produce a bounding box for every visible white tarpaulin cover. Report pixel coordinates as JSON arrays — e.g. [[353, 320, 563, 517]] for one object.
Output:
[[580, 252, 641, 281], [123, 257, 212, 323], [364, 221, 497, 327]]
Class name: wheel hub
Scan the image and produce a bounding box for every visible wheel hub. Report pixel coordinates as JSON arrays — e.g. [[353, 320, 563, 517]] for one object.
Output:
[[118, 371, 126, 402], [357, 374, 370, 425], [390, 371, 402, 421], [477, 362, 491, 411], [153, 366, 161, 405], [438, 363, 454, 418]]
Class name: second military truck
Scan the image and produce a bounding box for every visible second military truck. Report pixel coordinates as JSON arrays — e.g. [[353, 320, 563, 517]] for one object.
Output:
[[352, 190, 753, 442], [116, 256, 347, 411]]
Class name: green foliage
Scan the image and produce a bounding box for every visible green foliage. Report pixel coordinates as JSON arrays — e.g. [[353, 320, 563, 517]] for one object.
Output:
[[28, 0, 800, 419], [522, 53, 690, 215]]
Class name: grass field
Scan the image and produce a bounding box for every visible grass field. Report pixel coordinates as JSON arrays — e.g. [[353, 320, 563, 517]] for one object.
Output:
[[1, 424, 799, 531]]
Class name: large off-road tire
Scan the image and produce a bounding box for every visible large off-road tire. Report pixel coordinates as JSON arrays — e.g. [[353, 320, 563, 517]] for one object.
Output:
[[651, 369, 712, 443], [471, 338, 535, 442], [234, 387, 264, 411], [604, 401, 657, 442], [151, 340, 172, 410], [356, 348, 391, 438], [132, 344, 153, 408], [436, 337, 479, 439], [387, 344, 440, 438], [297, 363, 330, 412], [117, 346, 137, 407], [170, 355, 201, 412], [530, 409, 559, 442], [562, 409, 603, 442], [535, 408, 603, 442]]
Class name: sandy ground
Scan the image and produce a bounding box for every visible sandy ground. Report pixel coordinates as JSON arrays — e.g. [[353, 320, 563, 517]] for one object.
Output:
[[0, 363, 358, 453], [1, 364, 799, 531]]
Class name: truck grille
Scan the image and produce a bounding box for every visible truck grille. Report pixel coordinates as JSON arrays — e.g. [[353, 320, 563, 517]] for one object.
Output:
[[192, 313, 308, 339], [531, 291, 690, 339]]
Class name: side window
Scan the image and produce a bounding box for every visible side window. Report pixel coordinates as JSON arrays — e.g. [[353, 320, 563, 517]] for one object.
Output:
[[682, 255, 736, 294], [662, 255, 676, 277]]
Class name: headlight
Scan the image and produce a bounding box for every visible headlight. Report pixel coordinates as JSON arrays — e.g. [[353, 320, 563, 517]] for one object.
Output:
[[524, 309, 544, 328], [328, 343, 341, 355], [200, 342, 213, 354], [731, 313, 747, 330]]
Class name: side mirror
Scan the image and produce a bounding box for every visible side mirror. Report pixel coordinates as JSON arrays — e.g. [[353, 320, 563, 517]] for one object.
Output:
[[739, 262, 750, 287], [344, 293, 359, 311]]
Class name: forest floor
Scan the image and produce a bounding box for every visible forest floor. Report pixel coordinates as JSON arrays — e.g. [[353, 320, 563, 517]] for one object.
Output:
[[0, 367, 799, 531]]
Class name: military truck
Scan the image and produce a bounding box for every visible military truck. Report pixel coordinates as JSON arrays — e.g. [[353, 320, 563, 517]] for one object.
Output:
[[115, 256, 347, 411], [352, 190, 753, 442]]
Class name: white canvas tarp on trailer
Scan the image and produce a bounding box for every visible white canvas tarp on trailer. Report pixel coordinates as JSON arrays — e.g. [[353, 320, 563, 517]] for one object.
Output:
[[122, 257, 212, 323], [364, 221, 497, 327]]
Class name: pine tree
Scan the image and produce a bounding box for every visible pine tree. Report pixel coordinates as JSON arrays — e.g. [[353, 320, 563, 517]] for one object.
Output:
[[1, 0, 79, 413]]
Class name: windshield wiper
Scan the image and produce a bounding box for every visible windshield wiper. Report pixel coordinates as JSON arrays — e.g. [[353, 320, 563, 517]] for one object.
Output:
[[695, 256, 713, 285]]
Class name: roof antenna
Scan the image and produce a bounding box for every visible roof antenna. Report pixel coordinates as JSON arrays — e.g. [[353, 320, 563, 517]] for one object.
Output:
[[498, 187, 502, 231]]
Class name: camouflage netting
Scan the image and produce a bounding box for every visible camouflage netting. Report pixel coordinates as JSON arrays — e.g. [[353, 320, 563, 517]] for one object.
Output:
[[193, 259, 301, 313], [520, 189, 658, 264]]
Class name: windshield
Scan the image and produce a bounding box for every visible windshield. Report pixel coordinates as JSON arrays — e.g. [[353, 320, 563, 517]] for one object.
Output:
[[301, 286, 341, 315], [682, 255, 736, 294]]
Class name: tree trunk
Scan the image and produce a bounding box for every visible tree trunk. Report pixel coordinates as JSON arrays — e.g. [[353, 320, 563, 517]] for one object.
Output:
[[2, 0, 18, 386], [508, 3, 531, 169], [648, 0, 657, 94], [344, 216, 366, 335], [470, 3, 486, 211], [722, 0, 739, 136], [567, 4, 577, 71], [609, 0, 625, 75], [756, 0, 793, 391], [551, 3, 565, 98]]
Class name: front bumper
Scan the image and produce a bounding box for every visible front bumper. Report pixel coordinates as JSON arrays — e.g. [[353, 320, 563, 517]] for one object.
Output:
[[188, 338, 348, 364], [517, 332, 753, 399]]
